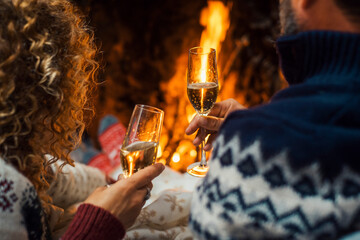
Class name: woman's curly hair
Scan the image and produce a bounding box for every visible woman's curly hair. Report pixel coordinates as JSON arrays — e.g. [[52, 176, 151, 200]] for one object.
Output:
[[0, 0, 98, 209]]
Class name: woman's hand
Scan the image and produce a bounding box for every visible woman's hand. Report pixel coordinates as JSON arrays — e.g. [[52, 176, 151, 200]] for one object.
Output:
[[84, 163, 165, 229], [186, 99, 245, 151]]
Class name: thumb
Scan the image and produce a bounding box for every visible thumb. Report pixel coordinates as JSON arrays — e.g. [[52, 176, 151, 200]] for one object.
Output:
[[125, 163, 165, 189]]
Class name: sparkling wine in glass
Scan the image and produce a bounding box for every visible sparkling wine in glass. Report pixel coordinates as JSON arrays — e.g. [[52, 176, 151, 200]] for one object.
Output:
[[120, 105, 164, 178], [187, 47, 219, 177]]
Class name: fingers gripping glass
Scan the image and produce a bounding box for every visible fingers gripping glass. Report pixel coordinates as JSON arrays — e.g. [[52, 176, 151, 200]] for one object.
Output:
[[186, 47, 219, 177], [120, 105, 164, 178]]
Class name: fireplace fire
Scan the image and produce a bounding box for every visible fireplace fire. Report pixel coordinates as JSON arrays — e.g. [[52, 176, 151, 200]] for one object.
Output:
[[159, 1, 231, 171], [77, 0, 285, 172]]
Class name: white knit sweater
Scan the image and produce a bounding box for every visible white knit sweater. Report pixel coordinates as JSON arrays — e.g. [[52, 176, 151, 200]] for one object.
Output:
[[0, 158, 107, 240]]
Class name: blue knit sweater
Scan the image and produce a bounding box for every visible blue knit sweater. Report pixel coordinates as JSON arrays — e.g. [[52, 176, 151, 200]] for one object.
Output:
[[189, 31, 360, 240]]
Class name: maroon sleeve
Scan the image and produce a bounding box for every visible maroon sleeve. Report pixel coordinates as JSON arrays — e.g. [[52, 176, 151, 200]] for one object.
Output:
[[61, 203, 125, 240]]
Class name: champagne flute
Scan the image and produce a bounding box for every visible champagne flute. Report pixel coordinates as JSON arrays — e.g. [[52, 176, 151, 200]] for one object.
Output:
[[120, 104, 164, 178], [187, 47, 219, 177]]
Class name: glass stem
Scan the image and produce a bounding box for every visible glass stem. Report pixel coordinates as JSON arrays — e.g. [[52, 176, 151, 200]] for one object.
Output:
[[199, 128, 207, 167]]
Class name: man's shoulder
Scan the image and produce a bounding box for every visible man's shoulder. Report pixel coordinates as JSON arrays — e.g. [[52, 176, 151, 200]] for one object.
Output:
[[223, 81, 354, 130], [219, 82, 360, 153], [215, 89, 360, 176], [218, 105, 298, 154]]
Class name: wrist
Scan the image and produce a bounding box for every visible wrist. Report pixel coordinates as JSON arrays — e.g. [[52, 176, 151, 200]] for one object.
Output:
[[62, 203, 125, 240]]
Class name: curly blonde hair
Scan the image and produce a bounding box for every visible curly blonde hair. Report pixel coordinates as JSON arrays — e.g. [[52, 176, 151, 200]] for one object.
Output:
[[0, 0, 98, 208]]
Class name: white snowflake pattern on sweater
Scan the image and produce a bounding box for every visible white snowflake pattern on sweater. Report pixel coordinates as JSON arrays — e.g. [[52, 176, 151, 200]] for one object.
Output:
[[0, 158, 108, 240], [189, 135, 360, 240]]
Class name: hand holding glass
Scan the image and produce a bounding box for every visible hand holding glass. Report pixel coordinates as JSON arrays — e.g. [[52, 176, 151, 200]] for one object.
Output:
[[120, 105, 164, 178], [187, 47, 219, 177]]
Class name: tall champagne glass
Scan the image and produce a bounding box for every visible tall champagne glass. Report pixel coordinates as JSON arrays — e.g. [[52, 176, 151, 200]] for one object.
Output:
[[187, 47, 219, 177], [120, 105, 164, 178]]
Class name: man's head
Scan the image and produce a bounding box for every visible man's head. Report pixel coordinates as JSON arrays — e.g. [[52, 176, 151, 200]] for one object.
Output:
[[279, 0, 360, 36]]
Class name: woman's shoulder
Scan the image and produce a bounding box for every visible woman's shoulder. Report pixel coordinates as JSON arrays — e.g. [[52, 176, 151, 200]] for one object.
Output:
[[0, 158, 50, 239], [0, 157, 33, 187], [0, 158, 36, 211]]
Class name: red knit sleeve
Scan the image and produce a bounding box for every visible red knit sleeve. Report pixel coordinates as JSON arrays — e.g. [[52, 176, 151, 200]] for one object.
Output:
[[61, 203, 125, 240]]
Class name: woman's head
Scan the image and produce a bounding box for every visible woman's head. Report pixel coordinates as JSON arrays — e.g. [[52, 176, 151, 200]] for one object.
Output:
[[0, 0, 97, 201]]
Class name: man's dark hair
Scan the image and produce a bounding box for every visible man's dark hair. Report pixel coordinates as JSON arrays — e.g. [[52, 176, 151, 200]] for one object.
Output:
[[334, 0, 360, 21]]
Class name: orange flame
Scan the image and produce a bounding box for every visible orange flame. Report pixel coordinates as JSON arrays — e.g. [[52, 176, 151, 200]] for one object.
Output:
[[160, 1, 231, 172], [200, 1, 231, 56]]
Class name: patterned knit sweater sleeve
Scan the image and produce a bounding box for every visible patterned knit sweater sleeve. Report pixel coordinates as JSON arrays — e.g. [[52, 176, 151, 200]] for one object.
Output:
[[189, 120, 360, 240], [0, 158, 125, 240], [47, 159, 108, 209], [0, 158, 52, 240]]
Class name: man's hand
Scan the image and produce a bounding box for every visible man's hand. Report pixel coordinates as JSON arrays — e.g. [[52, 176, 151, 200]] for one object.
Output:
[[84, 163, 165, 229], [185, 99, 245, 151]]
